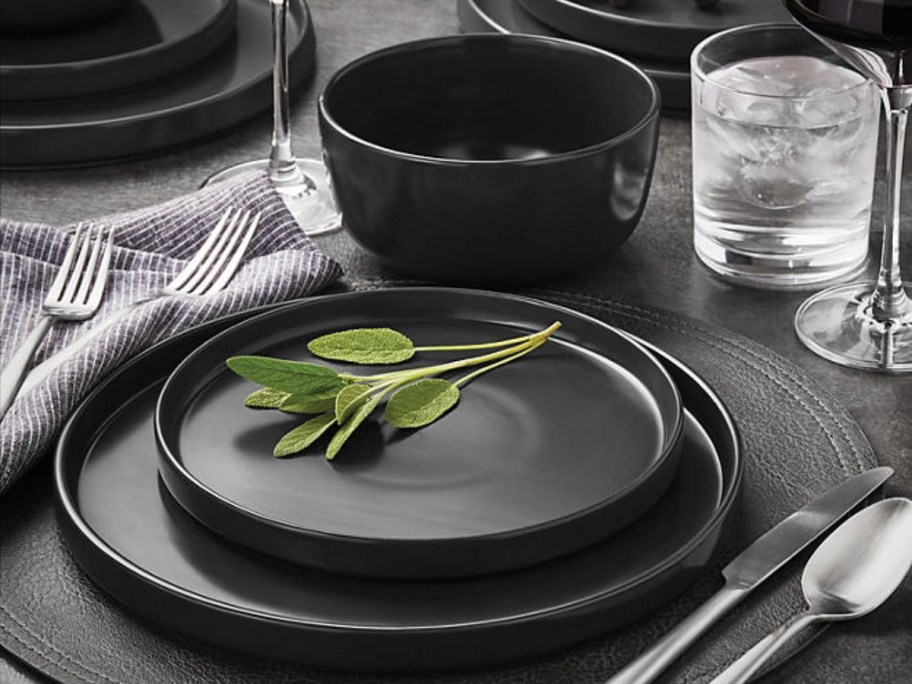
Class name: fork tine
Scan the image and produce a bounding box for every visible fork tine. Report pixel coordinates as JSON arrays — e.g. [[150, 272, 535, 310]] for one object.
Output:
[[180, 208, 244, 294], [194, 211, 260, 297], [73, 225, 105, 305], [168, 207, 236, 291], [84, 228, 115, 312], [60, 224, 95, 304], [45, 224, 85, 304], [202, 211, 261, 296]]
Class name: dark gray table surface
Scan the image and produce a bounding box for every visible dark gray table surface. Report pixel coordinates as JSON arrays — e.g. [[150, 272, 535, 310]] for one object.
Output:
[[1, 1, 910, 682]]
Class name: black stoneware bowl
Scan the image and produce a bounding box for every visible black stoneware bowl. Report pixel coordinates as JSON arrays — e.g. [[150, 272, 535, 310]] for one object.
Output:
[[0, 0, 129, 34], [318, 34, 661, 285]]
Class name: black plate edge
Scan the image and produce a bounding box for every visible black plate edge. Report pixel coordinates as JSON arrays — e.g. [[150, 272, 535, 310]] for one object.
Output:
[[456, 0, 691, 113], [153, 288, 686, 578], [0, 0, 314, 169], [0, 0, 239, 101], [54, 293, 743, 671]]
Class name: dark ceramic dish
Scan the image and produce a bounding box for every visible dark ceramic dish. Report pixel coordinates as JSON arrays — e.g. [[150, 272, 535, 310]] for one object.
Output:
[[457, 0, 691, 113], [0, 0, 127, 34], [154, 289, 683, 579], [0, 0, 237, 101], [55, 302, 741, 671], [319, 34, 661, 285], [518, 0, 790, 63], [0, 0, 313, 169]]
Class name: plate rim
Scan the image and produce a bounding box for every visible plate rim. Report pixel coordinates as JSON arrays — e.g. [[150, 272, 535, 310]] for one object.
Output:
[[0, 0, 236, 77], [55, 291, 742, 637], [152, 288, 686, 575]]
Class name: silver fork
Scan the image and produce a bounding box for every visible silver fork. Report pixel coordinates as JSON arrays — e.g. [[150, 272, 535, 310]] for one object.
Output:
[[17, 207, 260, 396], [1, 224, 115, 419]]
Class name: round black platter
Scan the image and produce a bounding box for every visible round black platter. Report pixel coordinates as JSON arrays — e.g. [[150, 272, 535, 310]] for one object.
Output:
[[155, 290, 685, 579], [518, 0, 790, 63], [457, 0, 691, 113], [0, 0, 237, 101], [0, 0, 314, 169], [55, 296, 742, 671]]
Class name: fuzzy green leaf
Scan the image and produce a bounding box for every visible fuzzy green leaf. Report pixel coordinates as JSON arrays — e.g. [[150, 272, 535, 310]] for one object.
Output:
[[307, 328, 415, 365], [334, 384, 372, 424], [273, 412, 337, 457], [326, 394, 385, 460], [385, 379, 460, 428], [244, 387, 290, 409], [227, 356, 345, 395], [279, 388, 342, 414]]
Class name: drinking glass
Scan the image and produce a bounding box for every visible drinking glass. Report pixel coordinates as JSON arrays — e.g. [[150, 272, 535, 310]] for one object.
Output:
[[203, 0, 340, 237], [691, 24, 880, 289], [785, 0, 912, 372]]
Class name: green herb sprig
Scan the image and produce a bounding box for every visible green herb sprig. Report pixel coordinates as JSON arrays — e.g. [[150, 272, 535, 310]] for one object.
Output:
[[226, 322, 561, 460]]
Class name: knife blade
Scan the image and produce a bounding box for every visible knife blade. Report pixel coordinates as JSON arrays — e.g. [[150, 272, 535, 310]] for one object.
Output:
[[604, 466, 893, 684]]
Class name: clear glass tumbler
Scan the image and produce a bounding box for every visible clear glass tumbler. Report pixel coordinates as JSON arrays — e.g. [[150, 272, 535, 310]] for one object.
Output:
[[691, 23, 880, 289]]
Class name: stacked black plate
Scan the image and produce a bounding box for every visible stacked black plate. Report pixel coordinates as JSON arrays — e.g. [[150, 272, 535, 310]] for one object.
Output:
[[56, 288, 742, 670], [457, 0, 792, 113], [0, 0, 315, 168]]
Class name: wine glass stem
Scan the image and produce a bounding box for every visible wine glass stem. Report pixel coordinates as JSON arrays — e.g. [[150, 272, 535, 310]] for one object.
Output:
[[268, 0, 299, 183], [871, 91, 911, 321]]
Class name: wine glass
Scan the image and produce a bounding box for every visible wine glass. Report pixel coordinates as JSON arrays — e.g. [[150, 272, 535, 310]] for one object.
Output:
[[203, 0, 340, 237], [785, 0, 912, 372]]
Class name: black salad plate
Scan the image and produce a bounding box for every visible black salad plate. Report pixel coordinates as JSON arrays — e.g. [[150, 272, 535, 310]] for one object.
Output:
[[55, 298, 742, 671], [0, 0, 237, 101], [155, 290, 684, 579], [518, 0, 790, 62], [0, 0, 313, 169], [457, 0, 690, 113]]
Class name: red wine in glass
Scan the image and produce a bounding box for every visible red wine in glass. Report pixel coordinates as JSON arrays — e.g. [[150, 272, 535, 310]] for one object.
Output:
[[785, 0, 912, 372]]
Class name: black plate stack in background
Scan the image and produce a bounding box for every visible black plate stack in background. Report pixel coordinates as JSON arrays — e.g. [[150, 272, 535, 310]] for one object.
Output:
[[457, 0, 792, 114], [0, 0, 316, 168]]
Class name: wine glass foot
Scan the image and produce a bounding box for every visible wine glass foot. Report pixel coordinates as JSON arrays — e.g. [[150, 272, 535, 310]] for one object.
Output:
[[202, 158, 341, 237], [795, 280, 912, 373]]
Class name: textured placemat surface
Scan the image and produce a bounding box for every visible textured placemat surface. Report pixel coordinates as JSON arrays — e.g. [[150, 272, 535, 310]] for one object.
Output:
[[0, 285, 877, 684]]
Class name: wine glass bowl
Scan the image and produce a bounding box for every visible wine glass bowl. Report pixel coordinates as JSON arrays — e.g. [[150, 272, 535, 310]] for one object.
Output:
[[785, 0, 912, 372]]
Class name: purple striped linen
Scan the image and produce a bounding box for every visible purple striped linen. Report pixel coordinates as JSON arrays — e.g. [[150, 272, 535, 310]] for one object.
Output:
[[0, 171, 341, 495]]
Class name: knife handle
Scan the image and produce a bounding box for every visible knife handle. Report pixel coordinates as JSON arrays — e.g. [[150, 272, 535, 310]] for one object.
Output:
[[604, 584, 747, 684], [0, 314, 54, 421]]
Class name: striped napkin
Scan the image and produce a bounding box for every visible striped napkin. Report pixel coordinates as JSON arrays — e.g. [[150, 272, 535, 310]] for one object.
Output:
[[0, 171, 342, 496]]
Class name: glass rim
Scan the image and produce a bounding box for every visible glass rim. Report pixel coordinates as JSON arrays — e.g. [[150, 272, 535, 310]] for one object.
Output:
[[690, 22, 875, 102]]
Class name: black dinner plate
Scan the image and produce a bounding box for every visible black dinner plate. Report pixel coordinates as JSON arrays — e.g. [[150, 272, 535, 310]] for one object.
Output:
[[0, 0, 237, 101], [518, 0, 790, 63], [457, 0, 691, 113], [0, 0, 314, 169], [155, 290, 684, 579], [55, 298, 741, 671]]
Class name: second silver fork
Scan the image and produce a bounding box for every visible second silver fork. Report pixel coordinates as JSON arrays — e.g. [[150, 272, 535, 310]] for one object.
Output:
[[18, 207, 260, 396]]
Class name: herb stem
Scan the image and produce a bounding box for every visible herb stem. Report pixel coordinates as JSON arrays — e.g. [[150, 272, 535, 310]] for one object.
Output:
[[413, 331, 540, 353], [351, 322, 561, 384], [454, 337, 548, 388]]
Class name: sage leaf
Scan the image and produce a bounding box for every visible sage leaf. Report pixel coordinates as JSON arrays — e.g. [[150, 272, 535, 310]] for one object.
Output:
[[385, 379, 460, 428], [308, 328, 415, 365], [227, 356, 345, 395], [273, 412, 337, 457], [280, 388, 342, 414], [326, 394, 385, 460], [334, 384, 372, 424], [244, 387, 290, 409]]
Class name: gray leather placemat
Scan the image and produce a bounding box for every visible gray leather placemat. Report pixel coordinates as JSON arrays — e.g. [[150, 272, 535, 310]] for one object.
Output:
[[0, 285, 877, 684]]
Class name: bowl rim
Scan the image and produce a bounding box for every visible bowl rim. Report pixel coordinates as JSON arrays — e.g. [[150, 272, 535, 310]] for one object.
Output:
[[318, 32, 662, 166]]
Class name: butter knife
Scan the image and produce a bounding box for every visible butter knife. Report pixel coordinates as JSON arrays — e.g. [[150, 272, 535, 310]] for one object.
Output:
[[605, 466, 893, 684]]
